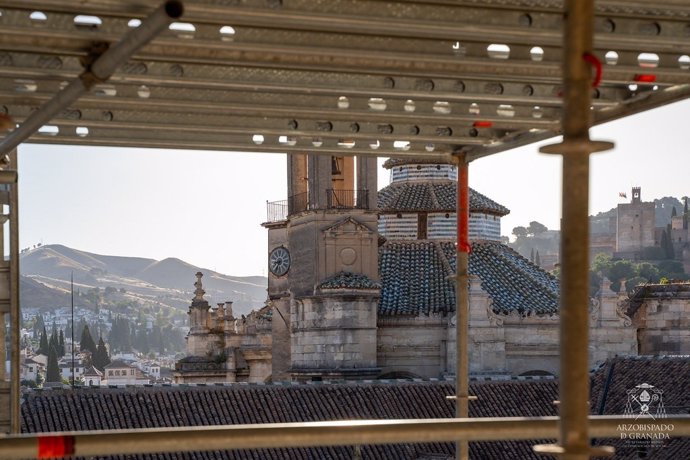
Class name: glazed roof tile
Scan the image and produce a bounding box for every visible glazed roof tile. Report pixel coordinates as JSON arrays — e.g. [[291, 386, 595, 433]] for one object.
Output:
[[469, 241, 559, 316], [317, 271, 381, 290], [379, 241, 558, 316], [377, 182, 509, 216], [379, 241, 455, 316], [21, 357, 690, 459], [382, 158, 454, 169]]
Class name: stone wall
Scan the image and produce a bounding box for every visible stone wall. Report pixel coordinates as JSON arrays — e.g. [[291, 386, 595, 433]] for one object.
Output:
[[630, 284, 690, 355], [377, 314, 448, 378], [290, 294, 378, 379]]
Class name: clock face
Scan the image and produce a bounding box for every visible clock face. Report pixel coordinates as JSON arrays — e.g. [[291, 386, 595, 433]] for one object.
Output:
[[269, 246, 291, 277]]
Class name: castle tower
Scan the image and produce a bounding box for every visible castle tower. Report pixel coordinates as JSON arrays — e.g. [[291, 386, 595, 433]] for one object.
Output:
[[264, 154, 380, 382], [616, 186, 655, 258]]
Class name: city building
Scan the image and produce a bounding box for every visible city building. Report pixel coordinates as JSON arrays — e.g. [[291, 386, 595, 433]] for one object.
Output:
[[103, 360, 150, 386], [83, 366, 103, 387], [176, 157, 641, 383]]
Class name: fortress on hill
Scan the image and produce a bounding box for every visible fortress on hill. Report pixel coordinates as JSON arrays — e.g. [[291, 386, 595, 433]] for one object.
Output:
[[174, 156, 690, 384]]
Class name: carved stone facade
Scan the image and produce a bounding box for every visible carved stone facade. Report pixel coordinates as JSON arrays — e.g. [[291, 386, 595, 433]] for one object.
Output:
[[173, 272, 272, 384], [177, 161, 689, 383]]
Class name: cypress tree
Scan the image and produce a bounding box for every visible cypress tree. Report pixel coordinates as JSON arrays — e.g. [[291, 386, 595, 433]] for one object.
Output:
[[535, 250, 541, 267], [530, 248, 535, 263], [661, 230, 669, 259], [80, 325, 97, 355], [93, 336, 111, 372], [58, 330, 65, 357], [46, 346, 61, 383], [49, 331, 59, 358], [38, 326, 49, 355], [33, 315, 45, 339], [667, 223, 676, 259]]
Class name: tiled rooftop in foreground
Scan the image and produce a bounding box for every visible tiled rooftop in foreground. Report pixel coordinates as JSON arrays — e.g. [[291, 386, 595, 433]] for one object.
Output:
[[21, 357, 690, 460]]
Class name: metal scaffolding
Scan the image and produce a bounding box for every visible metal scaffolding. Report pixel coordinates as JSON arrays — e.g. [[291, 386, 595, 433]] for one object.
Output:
[[1, 0, 690, 458]]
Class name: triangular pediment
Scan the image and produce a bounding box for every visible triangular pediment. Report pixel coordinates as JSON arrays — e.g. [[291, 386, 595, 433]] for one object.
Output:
[[323, 216, 374, 236]]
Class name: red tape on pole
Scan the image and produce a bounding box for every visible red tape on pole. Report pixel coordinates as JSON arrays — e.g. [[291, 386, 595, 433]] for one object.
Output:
[[38, 435, 75, 459], [582, 52, 602, 88], [458, 162, 471, 254]]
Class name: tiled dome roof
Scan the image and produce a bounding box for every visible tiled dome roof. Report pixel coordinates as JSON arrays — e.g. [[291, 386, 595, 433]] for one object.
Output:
[[469, 241, 559, 316], [382, 157, 454, 169], [379, 241, 455, 316], [317, 271, 381, 290], [378, 181, 509, 216], [379, 241, 558, 316]]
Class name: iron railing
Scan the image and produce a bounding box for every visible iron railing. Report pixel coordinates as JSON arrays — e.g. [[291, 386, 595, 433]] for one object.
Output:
[[266, 190, 369, 222], [266, 199, 288, 222]]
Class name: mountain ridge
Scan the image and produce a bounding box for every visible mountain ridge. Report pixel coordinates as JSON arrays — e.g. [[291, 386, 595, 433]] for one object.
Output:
[[20, 245, 267, 315]]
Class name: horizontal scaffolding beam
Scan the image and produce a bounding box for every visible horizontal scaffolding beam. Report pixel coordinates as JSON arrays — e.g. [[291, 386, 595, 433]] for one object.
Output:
[[2, 416, 689, 460]]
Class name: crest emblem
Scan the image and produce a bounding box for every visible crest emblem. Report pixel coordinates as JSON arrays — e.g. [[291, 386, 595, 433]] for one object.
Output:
[[624, 383, 666, 420]]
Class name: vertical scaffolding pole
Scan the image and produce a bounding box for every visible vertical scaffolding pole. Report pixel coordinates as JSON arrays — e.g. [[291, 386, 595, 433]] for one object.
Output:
[[9, 148, 19, 434], [534, 1, 613, 458], [455, 154, 469, 460]]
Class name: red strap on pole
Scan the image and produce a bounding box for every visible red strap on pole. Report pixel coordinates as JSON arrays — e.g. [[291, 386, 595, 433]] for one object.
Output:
[[38, 435, 75, 459], [582, 52, 602, 88], [458, 161, 471, 254]]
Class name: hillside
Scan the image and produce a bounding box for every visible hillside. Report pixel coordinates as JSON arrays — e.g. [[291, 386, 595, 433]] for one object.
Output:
[[20, 245, 267, 315]]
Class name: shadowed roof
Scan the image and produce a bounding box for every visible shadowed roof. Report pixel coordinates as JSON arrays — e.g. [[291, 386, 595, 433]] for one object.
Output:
[[379, 241, 558, 316], [378, 181, 510, 215], [21, 357, 690, 459]]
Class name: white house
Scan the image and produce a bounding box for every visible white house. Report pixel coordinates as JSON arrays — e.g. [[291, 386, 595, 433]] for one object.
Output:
[[82, 366, 103, 386], [103, 360, 150, 385]]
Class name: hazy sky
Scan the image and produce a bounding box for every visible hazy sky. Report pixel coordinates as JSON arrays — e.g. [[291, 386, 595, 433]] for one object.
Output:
[[18, 98, 690, 276]]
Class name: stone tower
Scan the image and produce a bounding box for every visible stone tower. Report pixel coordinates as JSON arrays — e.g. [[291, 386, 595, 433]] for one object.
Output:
[[616, 186, 655, 258], [186, 271, 212, 356], [263, 154, 380, 382]]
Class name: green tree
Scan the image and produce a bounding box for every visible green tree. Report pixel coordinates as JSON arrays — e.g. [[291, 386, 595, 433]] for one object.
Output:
[[58, 329, 65, 357], [608, 259, 635, 292], [512, 226, 528, 239], [38, 326, 49, 355], [657, 260, 688, 281], [636, 262, 660, 283], [33, 314, 45, 339], [46, 346, 61, 383], [662, 224, 676, 259], [591, 253, 612, 275], [49, 330, 59, 359], [80, 325, 97, 355], [528, 221, 548, 236], [535, 250, 541, 267], [92, 336, 111, 372]]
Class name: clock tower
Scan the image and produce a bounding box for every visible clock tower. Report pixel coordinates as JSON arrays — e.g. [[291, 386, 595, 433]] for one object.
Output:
[[263, 153, 380, 381]]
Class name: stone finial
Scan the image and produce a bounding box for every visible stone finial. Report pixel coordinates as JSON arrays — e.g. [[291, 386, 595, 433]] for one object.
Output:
[[225, 301, 234, 318], [194, 272, 205, 300]]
